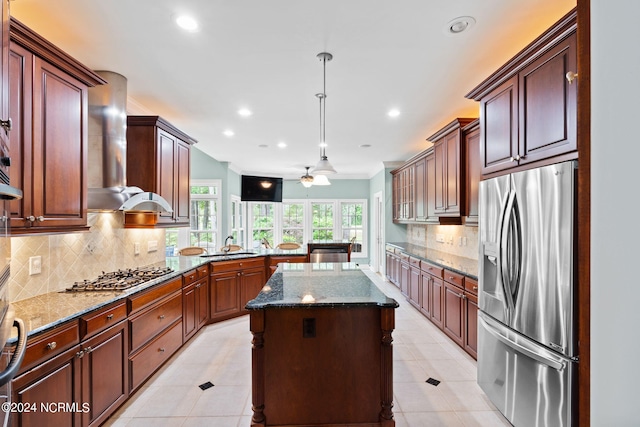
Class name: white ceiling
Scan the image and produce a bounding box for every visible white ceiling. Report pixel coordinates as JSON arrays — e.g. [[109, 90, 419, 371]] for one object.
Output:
[[11, 0, 576, 180]]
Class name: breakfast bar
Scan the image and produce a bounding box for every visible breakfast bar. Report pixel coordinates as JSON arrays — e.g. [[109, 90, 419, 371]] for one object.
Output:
[[245, 263, 399, 427]]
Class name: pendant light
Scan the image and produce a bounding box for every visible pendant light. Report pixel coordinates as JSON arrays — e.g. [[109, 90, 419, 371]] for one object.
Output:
[[312, 52, 337, 175], [300, 167, 314, 188]]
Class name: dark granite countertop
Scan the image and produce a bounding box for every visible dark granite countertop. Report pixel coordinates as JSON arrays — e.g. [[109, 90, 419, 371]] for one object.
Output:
[[10, 248, 308, 342], [245, 263, 399, 309], [385, 242, 478, 280]]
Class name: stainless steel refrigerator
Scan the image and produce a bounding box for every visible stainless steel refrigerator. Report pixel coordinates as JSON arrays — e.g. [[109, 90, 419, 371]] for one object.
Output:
[[478, 160, 577, 427]]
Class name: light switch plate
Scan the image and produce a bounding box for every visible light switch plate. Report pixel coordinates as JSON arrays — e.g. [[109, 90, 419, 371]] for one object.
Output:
[[29, 256, 42, 275], [147, 240, 158, 252]]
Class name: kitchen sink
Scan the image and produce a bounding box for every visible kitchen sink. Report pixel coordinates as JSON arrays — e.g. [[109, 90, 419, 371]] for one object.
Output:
[[200, 252, 256, 258]]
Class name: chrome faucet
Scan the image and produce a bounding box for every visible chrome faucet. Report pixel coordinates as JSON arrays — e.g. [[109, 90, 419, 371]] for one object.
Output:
[[223, 235, 234, 253]]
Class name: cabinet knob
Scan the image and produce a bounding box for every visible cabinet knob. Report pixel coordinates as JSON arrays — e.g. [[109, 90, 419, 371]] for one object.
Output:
[[473, 286, 478, 291], [76, 350, 84, 359], [83, 346, 93, 353], [566, 71, 578, 84], [158, 348, 165, 353], [46, 341, 57, 350], [27, 215, 35, 222], [0, 118, 12, 131], [37, 216, 45, 222], [106, 314, 114, 320], [158, 314, 165, 320]]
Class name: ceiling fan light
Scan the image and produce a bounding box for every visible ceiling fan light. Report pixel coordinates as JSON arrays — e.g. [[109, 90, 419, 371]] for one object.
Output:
[[312, 174, 331, 186], [313, 156, 336, 175]]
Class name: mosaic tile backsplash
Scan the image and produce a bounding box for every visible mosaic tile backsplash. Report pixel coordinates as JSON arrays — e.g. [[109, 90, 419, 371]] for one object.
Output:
[[406, 224, 479, 260], [9, 212, 166, 302]]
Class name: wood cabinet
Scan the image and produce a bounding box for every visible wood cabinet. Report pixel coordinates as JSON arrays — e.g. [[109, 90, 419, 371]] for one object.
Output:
[[464, 277, 479, 359], [399, 254, 410, 298], [391, 164, 414, 222], [126, 116, 197, 227], [182, 265, 209, 342], [0, 0, 10, 164], [385, 248, 401, 288], [443, 270, 466, 347], [464, 120, 480, 225], [128, 277, 183, 392], [268, 255, 307, 278], [7, 19, 105, 234], [428, 118, 476, 217], [420, 261, 444, 330], [466, 11, 577, 177], [12, 302, 128, 427], [209, 257, 266, 321], [408, 257, 421, 310], [413, 150, 439, 224]]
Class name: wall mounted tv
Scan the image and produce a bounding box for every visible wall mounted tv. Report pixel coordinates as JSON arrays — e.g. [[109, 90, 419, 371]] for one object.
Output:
[[241, 175, 283, 202]]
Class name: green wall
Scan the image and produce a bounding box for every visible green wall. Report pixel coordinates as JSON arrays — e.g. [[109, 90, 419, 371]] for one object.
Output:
[[283, 178, 369, 199]]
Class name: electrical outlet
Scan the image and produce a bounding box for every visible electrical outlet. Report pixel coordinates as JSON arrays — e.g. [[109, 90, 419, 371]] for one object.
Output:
[[458, 237, 464, 246], [147, 240, 158, 252], [29, 256, 42, 275], [448, 235, 454, 245], [436, 234, 445, 243], [462, 237, 468, 246], [134, 242, 140, 255]]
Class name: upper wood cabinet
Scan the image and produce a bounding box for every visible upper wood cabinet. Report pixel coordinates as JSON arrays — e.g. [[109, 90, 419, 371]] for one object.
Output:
[[391, 164, 414, 222], [126, 116, 197, 227], [466, 10, 577, 177], [464, 120, 480, 225], [7, 18, 105, 234], [428, 118, 475, 217], [0, 0, 9, 157]]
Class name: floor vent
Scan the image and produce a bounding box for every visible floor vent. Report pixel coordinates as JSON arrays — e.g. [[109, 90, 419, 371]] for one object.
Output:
[[199, 381, 215, 390], [426, 377, 441, 386]]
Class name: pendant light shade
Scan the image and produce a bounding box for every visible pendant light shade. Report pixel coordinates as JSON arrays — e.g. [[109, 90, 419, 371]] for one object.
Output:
[[300, 167, 314, 188], [311, 52, 336, 175], [312, 174, 331, 186]]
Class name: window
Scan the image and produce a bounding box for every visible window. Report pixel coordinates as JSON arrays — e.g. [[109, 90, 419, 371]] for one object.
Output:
[[230, 195, 246, 249], [250, 202, 275, 249], [282, 202, 304, 244], [340, 201, 365, 255], [312, 202, 334, 241]]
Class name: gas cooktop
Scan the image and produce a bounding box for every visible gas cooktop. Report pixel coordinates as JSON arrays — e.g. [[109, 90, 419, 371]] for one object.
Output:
[[65, 266, 174, 292]]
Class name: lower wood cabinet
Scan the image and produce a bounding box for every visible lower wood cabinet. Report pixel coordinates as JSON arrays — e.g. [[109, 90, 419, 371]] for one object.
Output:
[[464, 278, 479, 359], [267, 255, 307, 278], [12, 302, 129, 427], [209, 257, 266, 321], [183, 265, 209, 342], [408, 257, 421, 310], [399, 255, 410, 297], [443, 278, 465, 347]]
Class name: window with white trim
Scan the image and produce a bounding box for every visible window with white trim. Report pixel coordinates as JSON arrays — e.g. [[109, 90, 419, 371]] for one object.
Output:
[[282, 202, 304, 244], [189, 180, 221, 253], [230, 195, 246, 249], [340, 201, 365, 256], [311, 202, 334, 241], [250, 202, 275, 249]]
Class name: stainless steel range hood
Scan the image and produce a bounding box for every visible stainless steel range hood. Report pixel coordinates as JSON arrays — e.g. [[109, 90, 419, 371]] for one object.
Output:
[[87, 71, 172, 213]]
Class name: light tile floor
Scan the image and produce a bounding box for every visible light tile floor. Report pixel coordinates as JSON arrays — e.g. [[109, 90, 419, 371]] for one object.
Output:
[[104, 267, 511, 427]]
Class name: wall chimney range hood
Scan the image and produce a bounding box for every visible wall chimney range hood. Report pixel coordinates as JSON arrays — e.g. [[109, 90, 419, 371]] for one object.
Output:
[[87, 71, 172, 213]]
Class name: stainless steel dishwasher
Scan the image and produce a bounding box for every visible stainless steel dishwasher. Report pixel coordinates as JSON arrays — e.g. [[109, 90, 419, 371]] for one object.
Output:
[[307, 242, 351, 262]]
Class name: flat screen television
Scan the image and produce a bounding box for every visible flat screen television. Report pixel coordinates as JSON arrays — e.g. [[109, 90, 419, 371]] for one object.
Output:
[[241, 175, 283, 202]]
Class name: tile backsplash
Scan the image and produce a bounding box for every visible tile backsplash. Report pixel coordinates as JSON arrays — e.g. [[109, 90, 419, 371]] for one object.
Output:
[[407, 224, 479, 260], [9, 212, 166, 302]]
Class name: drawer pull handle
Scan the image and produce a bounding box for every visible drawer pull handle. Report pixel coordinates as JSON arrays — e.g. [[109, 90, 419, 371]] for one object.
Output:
[[76, 350, 84, 359], [449, 276, 455, 280], [84, 346, 93, 353], [106, 314, 114, 320], [158, 315, 166, 320], [159, 348, 165, 353], [46, 342, 57, 350], [473, 286, 478, 291]]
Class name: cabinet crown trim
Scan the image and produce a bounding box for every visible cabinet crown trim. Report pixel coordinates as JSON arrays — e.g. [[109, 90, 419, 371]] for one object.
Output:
[[465, 8, 577, 101], [427, 118, 476, 142], [9, 17, 107, 87], [127, 116, 198, 145]]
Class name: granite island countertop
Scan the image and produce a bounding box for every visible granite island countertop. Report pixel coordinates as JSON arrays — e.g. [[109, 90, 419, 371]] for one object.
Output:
[[10, 247, 309, 342], [386, 242, 479, 280], [246, 262, 399, 309]]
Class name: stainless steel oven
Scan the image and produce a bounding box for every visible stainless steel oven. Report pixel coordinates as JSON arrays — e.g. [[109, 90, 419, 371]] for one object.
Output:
[[0, 141, 27, 427]]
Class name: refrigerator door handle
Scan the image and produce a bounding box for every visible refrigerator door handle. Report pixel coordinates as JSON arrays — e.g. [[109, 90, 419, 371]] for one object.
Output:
[[479, 314, 566, 372], [499, 190, 517, 311]]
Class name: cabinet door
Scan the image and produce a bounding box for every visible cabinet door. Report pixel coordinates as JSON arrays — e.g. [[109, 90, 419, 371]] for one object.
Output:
[[464, 292, 478, 359], [7, 42, 32, 227], [391, 173, 400, 221], [12, 346, 83, 427], [465, 125, 480, 224], [195, 280, 209, 330], [0, 0, 9, 151], [157, 128, 176, 223], [183, 283, 197, 340], [433, 139, 446, 213], [430, 276, 444, 330], [519, 33, 577, 165], [425, 151, 438, 222], [444, 131, 462, 214], [81, 321, 129, 427], [419, 273, 431, 318], [32, 57, 87, 228], [443, 281, 464, 347], [175, 139, 191, 224], [210, 271, 241, 320], [408, 265, 421, 309], [480, 75, 518, 175], [414, 158, 426, 221], [241, 266, 267, 310], [399, 261, 410, 297]]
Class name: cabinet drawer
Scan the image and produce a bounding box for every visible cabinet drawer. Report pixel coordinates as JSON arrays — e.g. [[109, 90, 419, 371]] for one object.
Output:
[[80, 301, 127, 339], [129, 319, 182, 392], [444, 269, 465, 289], [465, 277, 479, 295], [210, 257, 265, 273], [421, 261, 443, 278], [398, 252, 410, 262], [128, 276, 182, 314], [183, 265, 209, 285], [409, 256, 421, 268], [269, 255, 307, 266], [129, 291, 183, 353], [19, 321, 79, 374]]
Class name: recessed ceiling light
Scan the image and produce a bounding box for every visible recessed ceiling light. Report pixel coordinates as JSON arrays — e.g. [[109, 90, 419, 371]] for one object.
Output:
[[238, 108, 252, 117], [388, 109, 400, 118], [444, 16, 476, 35], [258, 144, 269, 148], [175, 14, 199, 32], [360, 144, 372, 148], [223, 130, 234, 137], [277, 142, 287, 148]]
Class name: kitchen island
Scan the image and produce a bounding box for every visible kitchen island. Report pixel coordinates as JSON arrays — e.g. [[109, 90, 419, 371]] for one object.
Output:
[[246, 263, 399, 427]]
